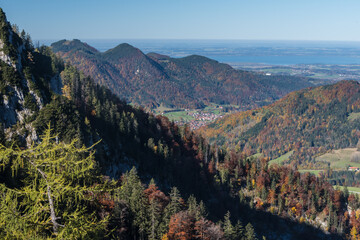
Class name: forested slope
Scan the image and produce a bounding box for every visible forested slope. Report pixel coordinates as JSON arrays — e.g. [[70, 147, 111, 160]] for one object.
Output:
[[0, 8, 356, 239], [199, 80, 360, 168], [51, 39, 317, 110]]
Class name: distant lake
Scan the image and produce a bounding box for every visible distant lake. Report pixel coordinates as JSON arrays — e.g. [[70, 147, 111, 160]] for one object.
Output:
[[206, 55, 360, 65], [38, 39, 360, 65]]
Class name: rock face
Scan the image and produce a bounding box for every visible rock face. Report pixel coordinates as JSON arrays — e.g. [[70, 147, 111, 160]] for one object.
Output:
[[0, 39, 15, 68], [0, 25, 33, 126], [0, 8, 56, 145], [0, 86, 24, 128]]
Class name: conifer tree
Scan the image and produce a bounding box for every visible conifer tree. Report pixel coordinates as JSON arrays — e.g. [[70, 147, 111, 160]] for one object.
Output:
[[197, 200, 208, 220], [234, 220, 245, 239], [188, 194, 198, 215], [163, 187, 183, 230], [145, 179, 165, 240], [149, 198, 161, 240], [117, 167, 148, 239], [245, 223, 257, 240], [223, 211, 236, 240], [0, 125, 107, 239]]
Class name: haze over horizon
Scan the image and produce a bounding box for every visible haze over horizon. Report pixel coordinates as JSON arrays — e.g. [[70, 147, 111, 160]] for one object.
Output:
[[1, 0, 360, 42]]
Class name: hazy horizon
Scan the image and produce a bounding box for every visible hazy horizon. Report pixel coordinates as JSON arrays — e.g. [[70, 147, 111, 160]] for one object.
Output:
[[2, 0, 360, 42], [37, 38, 360, 49], [44, 38, 360, 65]]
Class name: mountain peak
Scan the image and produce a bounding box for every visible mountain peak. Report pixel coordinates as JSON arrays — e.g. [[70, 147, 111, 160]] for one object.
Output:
[[52, 40, 316, 109], [0, 8, 7, 27], [103, 43, 143, 61], [183, 54, 215, 62], [51, 39, 98, 54], [0, 8, 26, 70]]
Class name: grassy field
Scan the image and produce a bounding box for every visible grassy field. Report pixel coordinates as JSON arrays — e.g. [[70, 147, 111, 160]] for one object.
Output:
[[315, 148, 360, 170], [153, 104, 197, 122], [269, 150, 294, 166], [153, 105, 178, 114], [163, 110, 196, 121], [348, 112, 360, 122], [203, 107, 221, 115], [336, 186, 360, 194], [298, 169, 323, 176]]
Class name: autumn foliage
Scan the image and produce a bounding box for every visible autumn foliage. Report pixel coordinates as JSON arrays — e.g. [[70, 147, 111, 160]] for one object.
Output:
[[199, 80, 360, 169]]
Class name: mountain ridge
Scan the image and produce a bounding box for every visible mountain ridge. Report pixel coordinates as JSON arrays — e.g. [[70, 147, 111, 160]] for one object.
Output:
[[103, 43, 144, 60], [198, 80, 360, 168], [0, 8, 352, 239], [51, 39, 318, 110]]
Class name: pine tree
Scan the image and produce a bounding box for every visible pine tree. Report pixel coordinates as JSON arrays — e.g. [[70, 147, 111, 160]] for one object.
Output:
[[163, 187, 183, 231], [245, 223, 257, 240], [187, 194, 198, 216], [149, 198, 161, 240], [234, 220, 245, 239], [166, 187, 182, 215], [117, 167, 148, 239], [145, 179, 165, 240], [223, 211, 235, 240], [197, 200, 208, 220]]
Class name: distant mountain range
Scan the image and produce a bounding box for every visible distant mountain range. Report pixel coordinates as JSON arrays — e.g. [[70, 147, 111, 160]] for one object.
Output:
[[0, 8, 352, 239], [198, 80, 360, 167], [51, 39, 318, 109]]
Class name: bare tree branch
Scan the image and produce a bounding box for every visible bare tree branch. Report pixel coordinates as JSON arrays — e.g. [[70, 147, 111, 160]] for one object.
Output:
[[29, 160, 63, 233]]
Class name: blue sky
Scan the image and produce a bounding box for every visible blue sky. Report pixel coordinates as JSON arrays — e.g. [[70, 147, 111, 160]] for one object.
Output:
[[1, 0, 359, 41]]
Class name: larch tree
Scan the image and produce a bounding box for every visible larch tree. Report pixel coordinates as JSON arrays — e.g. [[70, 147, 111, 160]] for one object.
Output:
[[0, 125, 108, 239]]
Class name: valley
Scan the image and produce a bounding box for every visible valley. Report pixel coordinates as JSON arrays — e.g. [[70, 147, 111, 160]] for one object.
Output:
[[2, 3, 360, 239], [154, 103, 242, 129], [153, 61, 360, 129], [199, 80, 360, 172]]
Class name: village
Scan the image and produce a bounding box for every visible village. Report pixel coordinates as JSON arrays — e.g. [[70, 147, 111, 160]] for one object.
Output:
[[186, 111, 224, 129], [163, 109, 225, 129]]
